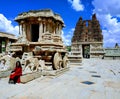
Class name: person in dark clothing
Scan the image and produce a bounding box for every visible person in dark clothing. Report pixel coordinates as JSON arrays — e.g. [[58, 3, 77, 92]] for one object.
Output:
[[8, 61, 22, 84]]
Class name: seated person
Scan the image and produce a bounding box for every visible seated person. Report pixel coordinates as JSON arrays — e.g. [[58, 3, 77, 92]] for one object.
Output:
[[8, 61, 22, 84]]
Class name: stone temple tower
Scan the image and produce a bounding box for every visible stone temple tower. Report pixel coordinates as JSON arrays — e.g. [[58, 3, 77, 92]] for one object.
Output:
[[71, 14, 104, 58]]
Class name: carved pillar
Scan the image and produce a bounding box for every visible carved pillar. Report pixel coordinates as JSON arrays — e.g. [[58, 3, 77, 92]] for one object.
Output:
[[18, 24, 20, 35], [58, 24, 60, 35], [54, 25, 56, 34], [46, 23, 49, 32], [56, 23, 59, 34], [5, 38, 9, 52], [53, 26, 55, 34], [21, 24, 23, 35], [20, 24, 23, 35], [38, 22, 43, 41], [44, 23, 46, 33], [42, 23, 46, 33], [19, 24, 22, 35], [59, 24, 62, 35], [20, 21, 24, 36], [23, 24, 26, 38], [0, 38, 2, 53], [48, 23, 50, 33]]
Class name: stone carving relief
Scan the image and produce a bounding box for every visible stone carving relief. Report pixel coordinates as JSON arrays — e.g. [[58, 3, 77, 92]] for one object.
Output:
[[0, 55, 17, 71], [23, 57, 45, 74]]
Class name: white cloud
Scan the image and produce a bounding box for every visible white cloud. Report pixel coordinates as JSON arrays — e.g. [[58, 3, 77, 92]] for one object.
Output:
[[0, 14, 19, 36], [92, 0, 120, 17], [68, 0, 84, 11], [62, 28, 74, 46], [92, 0, 120, 47]]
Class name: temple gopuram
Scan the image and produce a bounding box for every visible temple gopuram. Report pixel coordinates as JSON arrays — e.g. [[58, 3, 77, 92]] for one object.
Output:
[[71, 14, 104, 59]]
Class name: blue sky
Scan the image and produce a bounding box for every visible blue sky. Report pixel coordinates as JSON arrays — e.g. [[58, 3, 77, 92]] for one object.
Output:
[[0, 0, 120, 48]]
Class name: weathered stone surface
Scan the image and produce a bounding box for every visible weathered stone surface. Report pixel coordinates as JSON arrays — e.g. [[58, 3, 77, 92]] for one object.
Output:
[[21, 72, 42, 83], [43, 67, 69, 76], [0, 55, 17, 70], [72, 14, 103, 42], [0, 70, 11, 78], [20, 67, 69, 83], [0, 59, 120, 99], [104, 47, 120, 60], [10, 9, 67, 70], [15, 9, 64, 24]]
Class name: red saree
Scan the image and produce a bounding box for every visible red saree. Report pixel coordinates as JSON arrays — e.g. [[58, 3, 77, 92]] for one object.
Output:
[[9, 67, 22, 83]]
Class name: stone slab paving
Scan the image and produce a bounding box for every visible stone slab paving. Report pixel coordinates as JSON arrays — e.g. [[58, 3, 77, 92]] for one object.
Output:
[[0, 59, 120, 99]]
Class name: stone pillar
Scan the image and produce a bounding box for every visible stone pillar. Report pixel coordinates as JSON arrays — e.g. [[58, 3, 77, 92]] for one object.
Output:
[[5, 38, 9, 52], [56, 24, 58, 34], [59, 24, 62, 35], [29, 24, 31, 41], [22, 24, 26, 38], [20, 21, 24, 36], [0, 38, 2, 53], [54, 25, 56, 34], [38, 22, 43, 41], [43, 23, 45, 33], [48, 23, 50, 33], [79, 45, 82, 56], [21, 24, 23, 35], [18, 24, 20, 35], [44, 23, 46, 33], [53, 26, 55, 34], [20, 24, 23, 35], [58, 24, 60, 35], [19, 24, 23, 35]]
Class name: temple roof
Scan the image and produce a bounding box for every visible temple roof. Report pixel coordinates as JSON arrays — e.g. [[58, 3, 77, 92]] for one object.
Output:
[[15, 9, 64, 24], [104, 48, 120, 56], [0, 32, 17, 40]]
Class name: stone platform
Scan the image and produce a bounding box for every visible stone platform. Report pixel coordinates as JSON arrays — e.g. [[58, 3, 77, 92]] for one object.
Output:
[[0, 59, 120, 99], [21, 72, 42, 83], [42, 67, 69, 76], [21, 67, 69, 83], [0, 70, 11, 78]]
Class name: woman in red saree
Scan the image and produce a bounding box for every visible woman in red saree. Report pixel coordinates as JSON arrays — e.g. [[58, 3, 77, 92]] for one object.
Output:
[[9, 61, 22, 84]]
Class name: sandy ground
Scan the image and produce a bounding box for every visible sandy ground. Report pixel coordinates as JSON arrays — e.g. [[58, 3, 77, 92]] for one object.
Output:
[[0, 59, 120, 99]]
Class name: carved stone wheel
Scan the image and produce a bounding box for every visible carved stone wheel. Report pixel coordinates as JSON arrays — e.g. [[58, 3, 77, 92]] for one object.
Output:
[[62, 55, 68, 68], [53, 52, 62, 70]]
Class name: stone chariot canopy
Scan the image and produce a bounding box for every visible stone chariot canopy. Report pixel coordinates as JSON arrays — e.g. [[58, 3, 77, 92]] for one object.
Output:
[[11, 9, 66, 51], [14, 9, 64, 42]]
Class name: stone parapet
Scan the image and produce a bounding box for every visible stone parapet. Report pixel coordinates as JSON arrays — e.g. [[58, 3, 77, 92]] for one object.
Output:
[[15, 9, 64, 24]]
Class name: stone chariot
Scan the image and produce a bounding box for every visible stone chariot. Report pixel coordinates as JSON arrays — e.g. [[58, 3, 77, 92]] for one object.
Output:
[[9, 9, 68, 76]]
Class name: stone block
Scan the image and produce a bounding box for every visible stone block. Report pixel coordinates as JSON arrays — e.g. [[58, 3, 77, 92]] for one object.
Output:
[[20, 72, 42, 83], [0, 70, 11, 78]]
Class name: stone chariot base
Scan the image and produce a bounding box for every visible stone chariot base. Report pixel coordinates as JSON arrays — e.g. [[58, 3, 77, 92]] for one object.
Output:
[[20, 67, 69, 83]]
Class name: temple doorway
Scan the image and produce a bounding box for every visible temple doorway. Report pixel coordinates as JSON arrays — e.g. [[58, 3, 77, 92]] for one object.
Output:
[[31, 24, 39, 42], [82, 44, 90, 58]]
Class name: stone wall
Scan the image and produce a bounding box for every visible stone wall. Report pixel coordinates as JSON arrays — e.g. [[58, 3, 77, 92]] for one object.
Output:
[[104, 48, 120, 60]]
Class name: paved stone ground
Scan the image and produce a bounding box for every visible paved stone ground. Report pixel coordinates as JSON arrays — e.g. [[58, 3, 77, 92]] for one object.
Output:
[[0, 59, 120, 99]]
